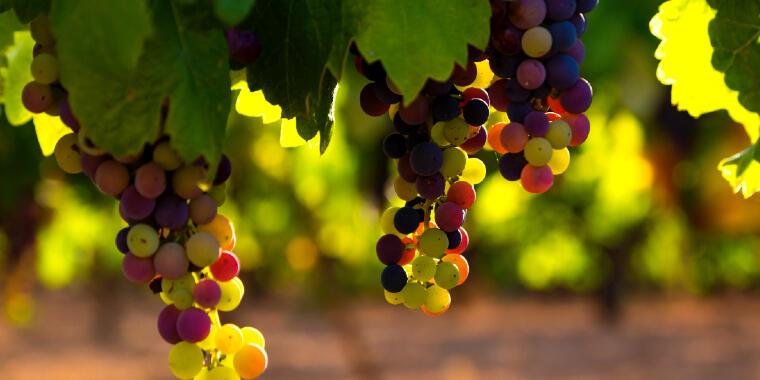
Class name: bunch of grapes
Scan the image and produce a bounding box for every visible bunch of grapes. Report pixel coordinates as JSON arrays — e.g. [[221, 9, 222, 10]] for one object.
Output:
[[356, 0, 597, 313], [488, 0, 595, 192], [23, 14, 267, 380]]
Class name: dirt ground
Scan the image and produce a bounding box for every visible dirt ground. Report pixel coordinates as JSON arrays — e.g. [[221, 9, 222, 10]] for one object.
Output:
[[2, 288, 760, 380]]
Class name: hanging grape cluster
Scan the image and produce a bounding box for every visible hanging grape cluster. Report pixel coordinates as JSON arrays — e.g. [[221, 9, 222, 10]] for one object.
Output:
[[23, 14, 267, 380], [357, 0, 597, 314]]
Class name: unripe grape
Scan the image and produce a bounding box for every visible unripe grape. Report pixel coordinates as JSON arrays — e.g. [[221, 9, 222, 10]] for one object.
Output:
[[548, 148, 571, 174], [411, 254, 437, 281], [54, 133, 82, 174], [461, 158, 486, 184], [442, 254, 469, 285], [216, 323, 244, 355], [418, 228, 448, 258], [401, 282, 426, 309], [500, 122, 529, 153], [210, 251, 241, 281], [127, 224, 160, 258], [521, 164, 554, 193], [168, 342, 204, 379], [434, 261, 460, 289], [198, 214, 235, 250], [189, 194, 218, 225], [217, 277, 244, 311], [443, 118, 471, 145], [173, 165, 206, 199], [31, 53, 59, 84], [384, 289, 405, 305], [185, 231, 221, 267], [393, 176, 418, 201], [241, 327, 266, 348], [545, 120, 572, 149], [22, 81, 53, 113], [30, 14, 55, 45], [522, 26, 552, 58], [153, 141, 182, 171], [424, 285, 451, 314], [524, 138, 553, 166], [439, 147, 467, 178]]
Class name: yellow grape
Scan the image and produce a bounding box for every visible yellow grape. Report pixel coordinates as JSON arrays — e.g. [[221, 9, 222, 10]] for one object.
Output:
[[524, 137, 553, 166], [233, 344, 268, 379], [216, 324, 244, 355], [545, 120, 572, 149], [393, 177, 417, 201], [424, 285, 451, 314], [439, 147, 467, 178], [384, 289, 404, 305], [418, 228, 448, 258], [548, 147, 571, 174], [217, 278, 243, 312], [54, 133, 82, 174], [241, 327, 265, 348], [380, 207, 404, 237], [461, 158, 486, 184], [199, 214, 235, 250], [168, 342, 204, 379], [401, 282, 426, 309], [206, 366, 240, 380]]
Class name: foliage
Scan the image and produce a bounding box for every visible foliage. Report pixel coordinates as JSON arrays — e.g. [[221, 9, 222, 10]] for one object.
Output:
[[651, 0, 760, 197]]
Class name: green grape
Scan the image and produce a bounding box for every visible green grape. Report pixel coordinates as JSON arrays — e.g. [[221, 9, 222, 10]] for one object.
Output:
[[424, 285, 451, 314], [461, 157, 486, 184], [30, 14, 54, 45], [160, 291, 173, 305], [393, 176, 418, 201], [208, 184, 227, 206], [434, 261, 460, 290], [241, 327, 265, 348], [548, 147, 570, 175], [380, 207, 403, 237], [171, 288, 194, 310], [401, 282, 426, 309], [54, 133, 82, 174], [439, 147, 467, 178], [206, 366, 240, 380], [545, 120, 572, 149], [216, 323, 244, 355], [522, 26, 552, 58], [186, 231, 221, 267], [173, 165, 206, 199], [153, 141, 183, 171], [384, 289, 404, 305], [430, 122, 449, 147], [524, 137, 553, 166], [418, 228, 448, 258], [31, 53, 59, 84], [217, 277, 243, 312], [168, 341, 204, 379], [442, 118, 470, 145], [127, 224, 160, 258], [193, 367, 209, 380], [411, 255, 437, 282]]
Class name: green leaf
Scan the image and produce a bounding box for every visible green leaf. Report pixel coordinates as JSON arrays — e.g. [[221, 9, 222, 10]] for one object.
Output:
[[213, 0, 255, 27], [354, 0, 491, 98], [52, 0, 230, 169], [0, 1, 12, 13], [707, 0, 760, 115], [50, 0, 154, 156], [0, 11, 23, 52], [324, 1, 359, 79], [2, 31, 33, 126], [295, 73, 337, 149], [243, 0, 341, 118], [718, 138, 760, 198], [13, 0, 49, 23]]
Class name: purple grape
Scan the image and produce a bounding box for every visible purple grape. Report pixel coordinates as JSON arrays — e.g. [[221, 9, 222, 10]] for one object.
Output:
[[499, 153, 528, 181], [505, 78, 531, 102], [564, 39, 585, 64], [549, 21, 577, 51], [59, 95, 80, 132], [516, 59, 546, 90], [122, 253, 155, 283], [489, 51, 523, 78], [397, 154, 418, 182], [383, 133, 407, 159], [532, 84, 553, 99], [432, 95, 461, 122], [116, 227, 130, 254], [225, 28, 262, 65], [176, 307, 212, 343], [393, 113, 419, 135], [509, 0, 547, 29], [524, 111, 550, 136], [360, 59, 387, 82], [154, 194, 189, 229], [409, 142, 443, 176], [570, 13, 587, 37], [435, 202, 465, 232], [423, 79, 453, 96], [547, 0, 577, 20], [459, 126, 487, 155], [399, 96, 430, 125], [506, 102, 533, 123], [491, 24, 523, 55], [446, 229, 462, 250], [157, 305, 182, 344], [80, 153, 106, 180], [373, 80, 402, 104], [376, 234, 404, 265], [193, 279, 222, 308], [560, 78, 593, 113], [381, 264, 407, 293], [452, 61, 477, 87], [120, 185, 156, 220], [394, 206, 421, 234], [546, 54, 580, 91], [488, 79, 510, 112], [416, 173, 445, 200], [213, 154, 231, 185], [360, 83, 390, 116], [462, 98, 490, 126], [576, 0, 598, 13]]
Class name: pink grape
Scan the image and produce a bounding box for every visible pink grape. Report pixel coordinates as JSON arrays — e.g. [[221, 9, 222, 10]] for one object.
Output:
[[193, 279, 222, 308], [210, 251, 241, 282], [157, 305, 182, 344], [176, 307, 212, 343], [122, 253, 155, 283]]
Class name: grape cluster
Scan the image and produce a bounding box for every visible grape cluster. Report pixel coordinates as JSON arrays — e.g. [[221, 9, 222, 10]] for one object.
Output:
[[24, 14, 267, 380], [488, 0, 595, 192], [356, 0, 597, 313], [354, 53, 483, 315]]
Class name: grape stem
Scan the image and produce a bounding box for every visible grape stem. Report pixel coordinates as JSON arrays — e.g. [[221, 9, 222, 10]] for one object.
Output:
[[422, 199, 432, 229]]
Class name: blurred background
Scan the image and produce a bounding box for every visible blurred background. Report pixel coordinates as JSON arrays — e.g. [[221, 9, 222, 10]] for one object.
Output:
[[4, 1, 760, 379]]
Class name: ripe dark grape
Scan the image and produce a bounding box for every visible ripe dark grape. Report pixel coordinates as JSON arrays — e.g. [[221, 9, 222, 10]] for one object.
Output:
[[576, 0, 598, 13], [547, 0, 577, 21], [462, 98, 489, 126], [432, 95, 460, 122], [22, 82, 53, 113], [488, 79, 510, 112], [524, 111, 550, 136], [157, 305, 182, 344], [435, 202, 465, 232], [559, 78, 592, 113], [499, 153, 528, 181], [549, 21, 577, 51], [381, 265, 407, 293], [409, 142, 443, 176], [393, 113, 418, 135], [382, 133, 407, 159], [213, 154, 232, 185], [570, 13, 587, 37], [374, 80, 402, 104], [459, 126, 487, 155], [452, 61, 477, 87], [506, 102, 533, 123], [415, 173, 445, 200], [565, 39, 585, 64], [423, 79, 453, 96], [397, 154, 418, 182], [394, 207, 421, 234], [505, 78, 531, 102], [516, 59, 546, 90], [360, 83, 390, 116], [489, 51, 523, 78], [446, 229, 462, 250], [155, 194, 189, 229], [116, 227, 130, 254], [376, 234, 405, 265], [509, 0, 547, 29], [491, 24, 523, 55], [225, 28, 262, 65], [59, 95, 80, 132], [398, 96, 430, 125], [361, 59, 386, 82], [546, 54, 579, 90]]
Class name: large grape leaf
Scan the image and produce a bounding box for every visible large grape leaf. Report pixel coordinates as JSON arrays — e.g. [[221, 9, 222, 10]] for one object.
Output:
[[52, 0, 230, 169], [708, 0, 760, 115], [354, 0, 491, 99], [12, 0, 49, 23], [650, 0, 760, 197], [243, 0, 341, 118]]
